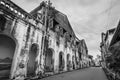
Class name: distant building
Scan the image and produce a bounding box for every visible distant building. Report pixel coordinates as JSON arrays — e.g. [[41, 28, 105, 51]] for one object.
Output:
[[100, 21, 120, 79], [88, 55, 94, 67], [94, 55, 102, 67]]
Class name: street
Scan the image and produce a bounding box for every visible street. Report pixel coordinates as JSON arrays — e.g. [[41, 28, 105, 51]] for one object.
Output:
[[40, 67, 108, 80]]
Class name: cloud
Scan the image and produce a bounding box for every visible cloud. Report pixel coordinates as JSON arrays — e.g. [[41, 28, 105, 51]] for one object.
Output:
[[100, 0, 120, 14], [79, 0, 100, 6], [25, 0, 38, 3]]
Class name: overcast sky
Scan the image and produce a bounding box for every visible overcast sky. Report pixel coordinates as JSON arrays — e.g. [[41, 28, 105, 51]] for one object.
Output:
[[12, 0, 120, 58]]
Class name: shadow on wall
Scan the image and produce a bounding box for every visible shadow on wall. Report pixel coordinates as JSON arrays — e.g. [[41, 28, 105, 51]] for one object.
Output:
[[0, 34, 16, 79]]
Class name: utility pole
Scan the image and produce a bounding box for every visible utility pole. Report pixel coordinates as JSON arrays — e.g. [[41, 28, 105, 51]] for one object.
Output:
[[41, 0, 52, 72]]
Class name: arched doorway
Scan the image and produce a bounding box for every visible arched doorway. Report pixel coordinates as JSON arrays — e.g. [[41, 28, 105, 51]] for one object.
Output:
[[72, 56, 75, 69], [27, 44, 38, 77], [59, 52, 64, 71], [45, 48, 54, 72], [78, 52, 82, 60], [67, 54, 71, 71], [0, 34, 16, 79]]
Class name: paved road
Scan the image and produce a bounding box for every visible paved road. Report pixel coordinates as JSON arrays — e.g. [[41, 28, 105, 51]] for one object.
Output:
[[40, 67, 108, 80]]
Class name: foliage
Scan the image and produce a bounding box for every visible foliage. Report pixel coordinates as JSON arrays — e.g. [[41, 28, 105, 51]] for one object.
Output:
[[106, 49, 120, 76]]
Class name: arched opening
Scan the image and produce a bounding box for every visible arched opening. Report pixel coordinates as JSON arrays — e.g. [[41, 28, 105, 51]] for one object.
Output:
[[0, 34, 16, 79], [0, 14, 7, 31], [27, 44, 38, 77], [45, 48, 54, 72], [78, 52, 82, 60], [72, 56, 75, 69], [59, 52, 64, 71], [89, 61, 91, 67], [67, 54, 71, 71]]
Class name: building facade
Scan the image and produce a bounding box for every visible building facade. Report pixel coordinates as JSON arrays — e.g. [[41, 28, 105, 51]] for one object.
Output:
[[100, 28, 116, 68], [75, 39, 89, 68], [107, 21, 120, 79], [100, 23, 120, 79], [0, 0, 89, 80]]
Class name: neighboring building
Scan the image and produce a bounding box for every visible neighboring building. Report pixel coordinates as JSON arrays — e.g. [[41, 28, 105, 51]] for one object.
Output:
[[108, 21, 120, 79], [0, 0, 89, 80], [100, 28, 116, 68]]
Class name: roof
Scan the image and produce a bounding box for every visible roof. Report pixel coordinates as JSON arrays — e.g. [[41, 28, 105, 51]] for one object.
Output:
[[54, 10, 75, 36], [104, 28, 116, 41], [110, 21, 120, 46], [30, 1, 76, 37], [108, 28, 116, 34], [30, 1, 46, 15]]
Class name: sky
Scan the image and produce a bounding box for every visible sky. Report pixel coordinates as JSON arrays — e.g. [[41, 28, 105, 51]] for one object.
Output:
[[12, 0, 120, 58]]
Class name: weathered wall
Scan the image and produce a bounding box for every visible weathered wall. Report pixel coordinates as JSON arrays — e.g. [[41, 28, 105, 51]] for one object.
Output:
[[11, 19, 44, 79], [0, 9, 44, 79], [46, 30, 75, 73]]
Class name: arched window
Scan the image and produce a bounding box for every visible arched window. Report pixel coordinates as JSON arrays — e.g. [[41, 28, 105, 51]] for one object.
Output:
[[67, 54, 71, 71], [27, 44, 39, 77], [45, 48, 54, 72], [59, 52, 64, 71]]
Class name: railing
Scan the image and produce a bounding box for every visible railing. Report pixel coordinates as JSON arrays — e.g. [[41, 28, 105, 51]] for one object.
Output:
[[0, 0, 43, 29], [0, 0, 30, 19]]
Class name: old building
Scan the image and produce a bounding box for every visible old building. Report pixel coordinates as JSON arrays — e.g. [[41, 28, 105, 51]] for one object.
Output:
[[0, 0, 89, 80], [30, 0, 78, 74], [107, 21, 120, 79], [100, 23, 120, 79], [0, 0, 44, 79]]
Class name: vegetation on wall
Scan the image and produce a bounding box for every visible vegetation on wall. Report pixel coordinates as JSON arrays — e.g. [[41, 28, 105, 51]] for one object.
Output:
[[106, 44, 120, 79]]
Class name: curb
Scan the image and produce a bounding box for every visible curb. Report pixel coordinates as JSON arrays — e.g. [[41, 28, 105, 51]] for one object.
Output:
[[102, 67, 114, 80]]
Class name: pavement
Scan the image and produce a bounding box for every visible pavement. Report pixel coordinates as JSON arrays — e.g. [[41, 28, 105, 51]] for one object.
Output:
[[39, 67, 108, 80]]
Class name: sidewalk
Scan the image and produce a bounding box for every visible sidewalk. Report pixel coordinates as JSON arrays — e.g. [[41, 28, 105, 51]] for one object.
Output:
[[39, 67, 108, 80], [27, 67, 90, 80]]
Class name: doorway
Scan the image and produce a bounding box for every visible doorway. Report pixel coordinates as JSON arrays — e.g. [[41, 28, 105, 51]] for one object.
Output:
[[45, 48, 54, 72], [67, 54, 71, 71], [27, 44, 38, 77], [59, 52, 64, 71], [0, 34, 16, 79]]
